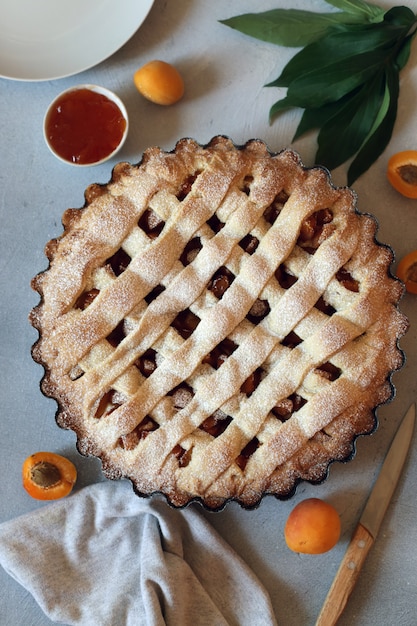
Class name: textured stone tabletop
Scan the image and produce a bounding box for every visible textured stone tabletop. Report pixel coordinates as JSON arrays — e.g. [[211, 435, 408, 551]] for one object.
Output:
[[1, 1, 416, 624]]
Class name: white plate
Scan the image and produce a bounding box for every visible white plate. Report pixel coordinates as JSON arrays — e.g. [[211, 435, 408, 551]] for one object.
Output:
[[0, 0, 155, 81]]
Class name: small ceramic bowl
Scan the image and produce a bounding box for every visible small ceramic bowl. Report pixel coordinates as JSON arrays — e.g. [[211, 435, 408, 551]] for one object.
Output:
[[43, 84, 129, 166]]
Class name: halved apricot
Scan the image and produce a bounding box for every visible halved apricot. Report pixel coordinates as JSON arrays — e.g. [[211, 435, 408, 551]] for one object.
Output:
[[387, 150, 417, 198], [22, 452, 77, 500], [396, 250, 417, 294]]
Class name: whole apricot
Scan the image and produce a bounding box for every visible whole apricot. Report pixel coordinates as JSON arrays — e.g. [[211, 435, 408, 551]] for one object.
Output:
[[133, 60, 184, 105], [284, 497, 341, 554]]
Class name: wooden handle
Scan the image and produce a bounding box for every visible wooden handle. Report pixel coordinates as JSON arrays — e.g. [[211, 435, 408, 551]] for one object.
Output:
[[315, 523, 374, 626]]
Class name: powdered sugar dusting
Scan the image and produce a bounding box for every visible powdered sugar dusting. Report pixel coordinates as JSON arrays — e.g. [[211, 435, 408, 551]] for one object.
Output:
[[30, 137, 408, 509]]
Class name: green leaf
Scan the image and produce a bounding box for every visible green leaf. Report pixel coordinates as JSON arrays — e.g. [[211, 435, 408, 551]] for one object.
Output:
[[283, 49, 392, 108], [325, 0, 384, 21], [267, 20, 409, 88], [223, 3, 417, 183], [269, 10, 417, 148], [271, 90, 358, 130], [395, 31, 417, 70], [268, 97, 296, 123], [219, 9, 368, 48], [384, 5, 416, 27], [315, 71, 386, 169], [366, 73, 392, 136], [292, 94, 357, 139], [347, 66, 399, 185]]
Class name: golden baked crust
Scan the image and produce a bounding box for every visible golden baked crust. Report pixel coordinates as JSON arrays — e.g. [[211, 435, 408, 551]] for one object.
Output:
[[30, 136, 408, 509]]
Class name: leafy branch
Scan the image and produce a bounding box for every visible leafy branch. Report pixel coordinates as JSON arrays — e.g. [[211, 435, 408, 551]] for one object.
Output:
[[220, 1, 417, 185]]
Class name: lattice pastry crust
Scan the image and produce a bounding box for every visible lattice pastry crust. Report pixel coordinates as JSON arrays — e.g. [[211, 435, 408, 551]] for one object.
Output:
[[30, 137, 408, 509]]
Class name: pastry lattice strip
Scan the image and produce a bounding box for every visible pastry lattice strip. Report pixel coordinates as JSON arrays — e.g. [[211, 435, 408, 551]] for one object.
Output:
[[79, 158, 364, 466], [74, 150, 348, 427]]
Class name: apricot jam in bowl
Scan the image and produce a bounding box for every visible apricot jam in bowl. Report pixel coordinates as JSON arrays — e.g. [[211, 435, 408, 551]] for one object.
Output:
[[43, 84, 128, 166]]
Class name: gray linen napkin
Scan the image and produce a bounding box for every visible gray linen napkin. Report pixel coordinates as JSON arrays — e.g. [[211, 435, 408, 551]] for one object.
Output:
[[0, 481, 277, 626]]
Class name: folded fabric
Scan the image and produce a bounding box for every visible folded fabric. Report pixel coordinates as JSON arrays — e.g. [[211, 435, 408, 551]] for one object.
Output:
[[0, 481, 278, 626]]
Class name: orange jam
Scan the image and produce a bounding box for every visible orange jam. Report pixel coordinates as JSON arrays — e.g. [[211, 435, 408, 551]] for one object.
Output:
[[45, 88, 127, 165]]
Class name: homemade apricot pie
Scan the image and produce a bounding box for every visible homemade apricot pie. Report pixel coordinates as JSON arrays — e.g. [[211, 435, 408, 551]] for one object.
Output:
[[30, 136, 408, 510]]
